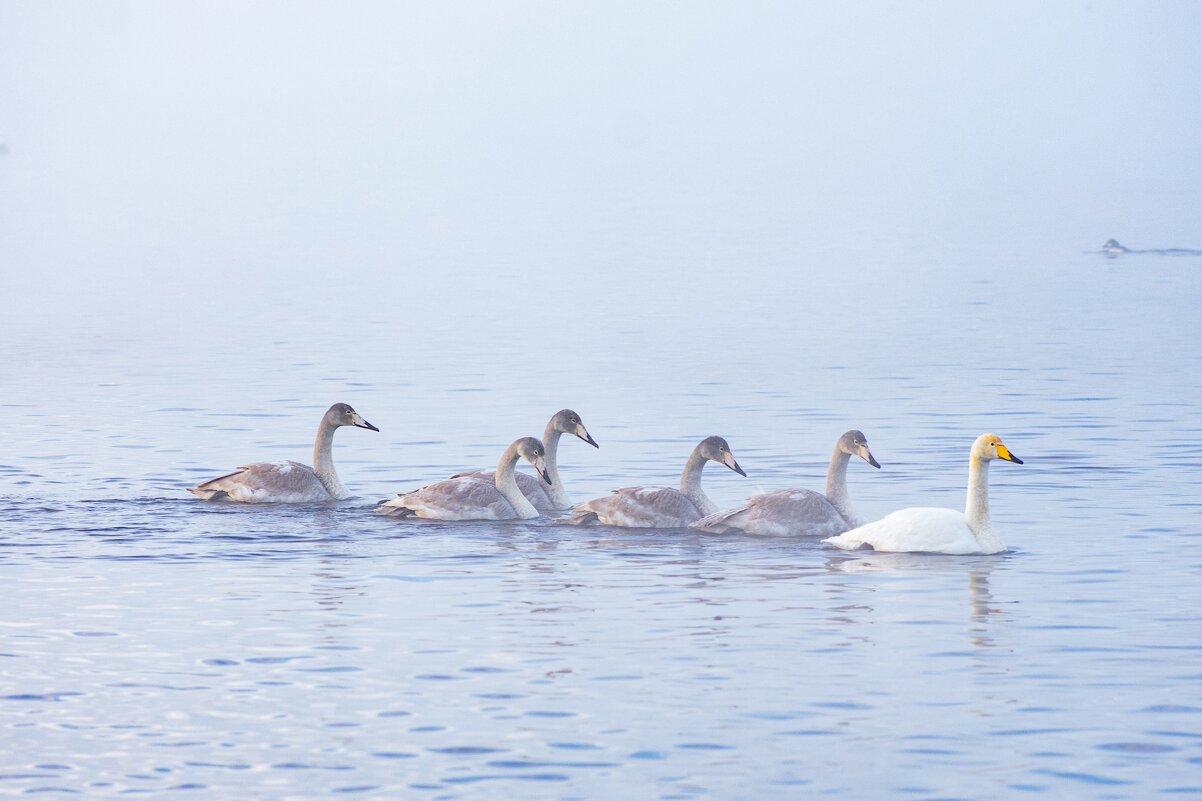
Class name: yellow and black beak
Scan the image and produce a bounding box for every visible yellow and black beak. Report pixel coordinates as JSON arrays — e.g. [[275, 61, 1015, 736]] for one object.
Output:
[[861, 446, 881, 469], [997, 444, 1022, 464], [723, 452, 748, 477]]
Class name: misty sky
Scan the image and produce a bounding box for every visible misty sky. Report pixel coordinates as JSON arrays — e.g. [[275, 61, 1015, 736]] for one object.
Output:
[[2, 2, 1200, 336]]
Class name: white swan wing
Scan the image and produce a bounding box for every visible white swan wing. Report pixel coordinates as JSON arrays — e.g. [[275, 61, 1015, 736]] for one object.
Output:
[[378, 476, 518, 521], [824, 507, 989, 554], [188, 461, 329, 503], [692, 489, 847, 537], [450, 469, 554, 511], [570, 486, 702, 528]]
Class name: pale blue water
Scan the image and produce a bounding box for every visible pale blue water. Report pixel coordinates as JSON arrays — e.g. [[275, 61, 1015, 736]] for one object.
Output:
[[4, 4, 1202, 798], [2, 242, 1201, 799]]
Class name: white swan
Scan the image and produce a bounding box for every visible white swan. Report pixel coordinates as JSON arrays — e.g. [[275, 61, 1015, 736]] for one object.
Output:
[[377, 437, 551, 521], [692, 430, 880, 536], [824, 433, 1023, 554], [451, 409, 597, 511], [566, 436, 747, 528], [187, 403, 379, 503]]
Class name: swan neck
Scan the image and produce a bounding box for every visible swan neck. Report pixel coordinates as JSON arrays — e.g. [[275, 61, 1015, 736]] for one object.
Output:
[[541, 423, 568, 508], [312, 418, 348, 499], [496, 444, 539, 519], [825, 447, 860, 526], [965, 455, 990, 535], [679, 447, 717, 517]]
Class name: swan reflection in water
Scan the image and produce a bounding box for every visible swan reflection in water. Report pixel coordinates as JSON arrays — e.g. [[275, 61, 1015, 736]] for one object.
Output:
[[822, 553, 1011, 650]]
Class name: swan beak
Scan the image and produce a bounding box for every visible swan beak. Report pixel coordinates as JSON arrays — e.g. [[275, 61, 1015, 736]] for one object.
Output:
[[534, 457, 553, 485], [723, 453, 748, 477], [576, 424, 599, 448], [352, 414, 380, 432], [860, 446, 881, 469], [997, 444, 1022, 464]]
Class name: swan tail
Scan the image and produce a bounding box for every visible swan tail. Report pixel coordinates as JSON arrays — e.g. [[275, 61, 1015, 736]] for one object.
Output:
[[375, 495, 417, 517], [823, 532, 866, 550], [188, 468, 249, 500], [565, 508, 599, 526], [690, 506, 749, 533], [376, 505, 417, 518]]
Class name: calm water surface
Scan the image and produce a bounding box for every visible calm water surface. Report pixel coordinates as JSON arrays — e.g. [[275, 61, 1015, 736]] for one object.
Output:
[[2, 243, 1201, 799]]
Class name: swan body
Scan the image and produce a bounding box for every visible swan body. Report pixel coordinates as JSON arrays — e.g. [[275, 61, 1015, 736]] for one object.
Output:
[[828, 507, 1002, 554], [475, 471, 555, 511], [694, 488, 847, 538], [692, 430, 879, 536], [824, 433, 1022, 555], [188, 403, 378, 503], [378, 437, 550, 521], [567, 436, 747, 528], [453, 409, 597, 510]]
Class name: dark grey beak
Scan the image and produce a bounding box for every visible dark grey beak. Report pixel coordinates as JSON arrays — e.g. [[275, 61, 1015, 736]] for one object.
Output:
[[579, 431, 599, 448], [539, 467, 553, 485], [865, 452, 881, 469], [729, 460, 747, 478], [357, 419, 380, 432]]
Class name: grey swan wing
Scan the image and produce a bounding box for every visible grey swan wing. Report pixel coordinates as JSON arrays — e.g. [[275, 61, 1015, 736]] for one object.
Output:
[[378, 476, 518, 520], [694, 489, 848, 536], [570, 486, 702, 528], [189, 461, 328, 502], [450, 468, 553, 511]]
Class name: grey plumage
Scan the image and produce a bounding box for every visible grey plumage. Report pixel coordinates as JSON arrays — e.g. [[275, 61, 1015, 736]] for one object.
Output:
[[691, 430, 879, 536], [381, 475, 527, 520], [449, 468, 555, 510], [692, 488, 849, 537], [187, 403, 379, 503], [451, 409, 597, 511], [189, 460, 330, 503], [566, 435, 746, 528], [379, 437, 550, 521]]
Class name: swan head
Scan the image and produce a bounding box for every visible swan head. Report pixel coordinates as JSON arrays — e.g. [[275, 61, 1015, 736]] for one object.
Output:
[[551, 409, 599, 448], [973, 433, 1022, 464], [514, 436, 553, 484], [838, 429, 880, 468], [698, 436, 747, 477], [326, 403, 379, 432]]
